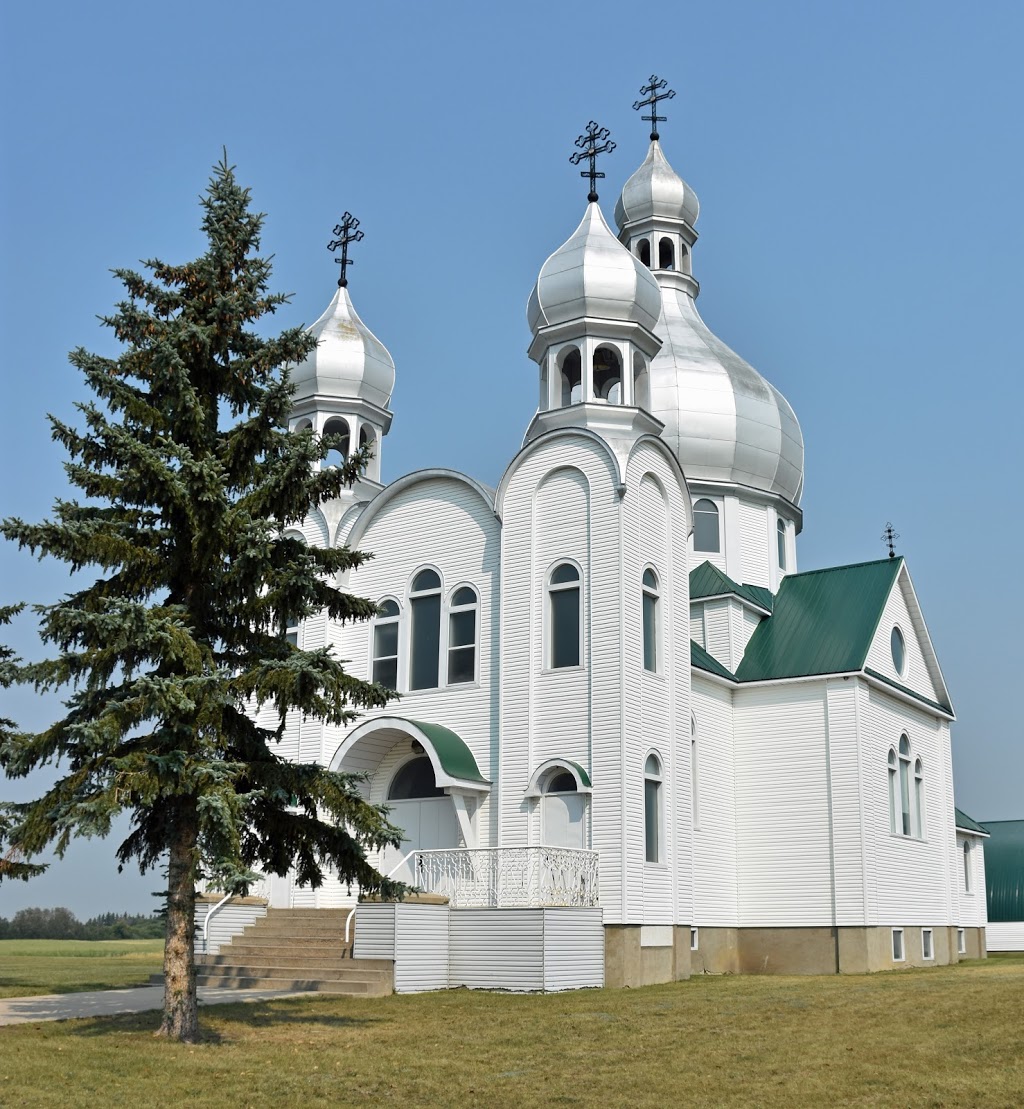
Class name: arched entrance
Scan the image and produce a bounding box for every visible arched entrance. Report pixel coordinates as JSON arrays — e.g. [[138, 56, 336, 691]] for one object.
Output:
[[381, 755, 460, 883]]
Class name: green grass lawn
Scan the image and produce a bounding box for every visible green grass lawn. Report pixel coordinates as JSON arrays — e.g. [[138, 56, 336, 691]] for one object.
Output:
[[0, 939, 164, 998], [1, 954, 1022, 1107]]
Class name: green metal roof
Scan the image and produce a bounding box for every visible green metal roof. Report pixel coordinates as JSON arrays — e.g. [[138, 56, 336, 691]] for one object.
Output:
[[981, 820, 1024, 922], [735, 558, 903, 683], [954, 808, 988, 835], [691, 640, 737, 682], [864, 668, 953, 716], [689, 562, 773, 613], [405, 719, 490, 784], [563, 759, 592, 789]]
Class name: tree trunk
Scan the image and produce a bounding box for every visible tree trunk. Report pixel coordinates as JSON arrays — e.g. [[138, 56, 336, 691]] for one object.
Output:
[[158, 803, 200, 1042]]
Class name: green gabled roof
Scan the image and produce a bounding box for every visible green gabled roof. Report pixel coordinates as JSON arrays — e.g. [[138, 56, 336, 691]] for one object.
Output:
[[735, 558, 903, 682], [954, 808, 988, 835], [981, 820, 1024, 922], [691, 640, 736, 681], [689, 561, 773, 613], [406, 719, 489, 784]]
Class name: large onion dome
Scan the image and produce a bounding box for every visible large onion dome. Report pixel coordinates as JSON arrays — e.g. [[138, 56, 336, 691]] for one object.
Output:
[[290, 284, 395, 409], [614, 139, 699, 230], [527, 202, 662, 335]]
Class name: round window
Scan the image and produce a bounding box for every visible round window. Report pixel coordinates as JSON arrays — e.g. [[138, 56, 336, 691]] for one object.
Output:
[[890, 626, 906, 676]]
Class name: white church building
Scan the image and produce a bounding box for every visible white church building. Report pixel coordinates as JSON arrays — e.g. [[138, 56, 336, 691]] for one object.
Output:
[[247, 103, 987, 990]]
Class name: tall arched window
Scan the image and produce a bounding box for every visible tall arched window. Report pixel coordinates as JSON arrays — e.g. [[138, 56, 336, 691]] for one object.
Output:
[[372, 598, 400, 689], [888, 748, 899, 834], [913, 757, 924, 838], [963, 840, 972, 893], [777, 518, 787, 570], [593, 347, 622, 404], [658, 237, 675, 270], [409, 568, 442, 690], [693, 499, 721, 553], [642, 568, 660, 672], [560, 348, 582, 406], [898, 735, 912, 836], [548, 563, 581, 668], [638, 239, 651, 268], [322, 416, 350, 468], [644, 753, 663, 863], [447, 585, 478, 684]]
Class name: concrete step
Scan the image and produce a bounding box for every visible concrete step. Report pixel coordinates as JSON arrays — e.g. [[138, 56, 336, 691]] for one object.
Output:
[[194, 968, 392, 996], [198, 961, 391, 980], [201, 947, 354, 967]]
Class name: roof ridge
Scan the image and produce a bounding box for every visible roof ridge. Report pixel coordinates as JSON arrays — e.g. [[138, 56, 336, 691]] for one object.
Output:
[[783, 556, 903, 579]]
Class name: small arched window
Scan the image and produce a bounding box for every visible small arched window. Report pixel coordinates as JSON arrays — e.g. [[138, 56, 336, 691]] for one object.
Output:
[[898, 734, 912, 836], [644, 753, 663, 863], [388, 756, 444, 800], [372, 598, 400, 689], [593, 347, 622, 404], [642, 568, 659, 673], [777, 519, 787, 570], [323, 416, 350, 468], [447, 585, 478, 685], [638, 239, 651, 268], [887, 748, 899, 834], [913, 757, 924, 838], [658, 237, 675, 270], [891, 626, 906, 676], [560, 348, 583, 406], [693, 499, 721, 553], [963, 840, 972, 893], [549, 563, 581, 669], [541, 766, 586, 849], [409, 568, 442, 690]]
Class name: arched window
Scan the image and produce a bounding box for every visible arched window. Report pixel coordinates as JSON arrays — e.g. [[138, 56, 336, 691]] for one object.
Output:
[[283, 614, 299, 649], [913, 757, 924, 838], [963, 840, 972, 893], [548, 563, 581, 668], [891, 626, 906, 676], [292, 417, 313, 433], [658, 237, 675, 270], [372, 599, 400, 689], [887, 748, 899, 834], [642, 568, 659, 672], [409, 568, 442, 690], [541, 766, 586, 849], [777, 518, 787, 570], [898, 735, 912, 836], [323, 417, 350, 468], [388, 756, 444, 800], [644, 753, 663, 863], [593, 347, 622, 404], [560, 348, 582, 406], [638, 239, 651, 268], [693, 499, 721, 553], [447, 585, 478, 684], [691, 715, 699, 829]]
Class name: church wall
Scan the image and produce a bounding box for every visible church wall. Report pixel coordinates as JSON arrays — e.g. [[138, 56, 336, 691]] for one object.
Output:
[[703, 599, 732, 669], [690, 603, 705, 649], [859, 683, 955, 925], [955, 832, 988, 929], [864, 573, 945, 707], [731, 603, 762, 665], [824, 678, 869, 925], [733, 683, 835, 926], [738, 501, 769, 588], [691, 675, 739, 927]]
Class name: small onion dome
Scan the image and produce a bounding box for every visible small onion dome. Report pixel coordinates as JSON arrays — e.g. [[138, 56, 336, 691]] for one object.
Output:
[[614, 140, 699, 231], [650, 282, 804, 505], [527, 202, 662, 335], [290, 285, 395, 409]]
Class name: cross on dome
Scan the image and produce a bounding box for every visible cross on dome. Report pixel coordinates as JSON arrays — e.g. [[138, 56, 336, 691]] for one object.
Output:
[[328, 212, 364, 287], [570, 121, 616, 203], [633, 75, 675, 141]]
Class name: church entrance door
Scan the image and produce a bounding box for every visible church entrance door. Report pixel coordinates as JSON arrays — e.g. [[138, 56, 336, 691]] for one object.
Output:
[[379, 755, 460, 884]]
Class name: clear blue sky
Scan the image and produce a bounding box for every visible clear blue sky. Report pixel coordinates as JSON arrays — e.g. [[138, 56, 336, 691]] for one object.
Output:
[[1, 0, 1021, 918]]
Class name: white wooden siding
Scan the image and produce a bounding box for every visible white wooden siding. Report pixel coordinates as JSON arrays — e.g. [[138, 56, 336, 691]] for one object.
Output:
[[955, 833, 988, 928], [353, 903, 396, 960], [865, 570, 946, 708], [825, 679, 867, 924], [394, 904, 450, 992], [542, 908, 605, 990], [986, 922, 1024, 951], [690, 603, 706, 649], [449, 908, 545, 991], [739, 501, 769, 589], [703, 599, 732, 670]]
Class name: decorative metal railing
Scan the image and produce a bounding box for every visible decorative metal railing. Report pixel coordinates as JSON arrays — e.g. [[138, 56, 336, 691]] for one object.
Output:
[[414, 846, 600, 909]]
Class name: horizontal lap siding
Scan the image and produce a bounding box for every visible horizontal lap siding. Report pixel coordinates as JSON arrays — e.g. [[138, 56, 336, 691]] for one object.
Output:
[[826, 680, 866, 924], [703, 600, 732, 671], [692, 678, 738, 926], [449, 909, 545, 991], [734, 684, 834, 926], [986, 922, 1024, 951], [956, 834, 988, 927], [861, 685, 952, 923], [394, 904, 450, 992], [353, 903, 395, 960], [739, 502, 769, 590], [865, 575, 945, 707], [542, 908, 605, 990]]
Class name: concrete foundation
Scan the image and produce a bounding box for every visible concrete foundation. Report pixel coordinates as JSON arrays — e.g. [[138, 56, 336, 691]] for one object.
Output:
[[604, 925, 691, 988]]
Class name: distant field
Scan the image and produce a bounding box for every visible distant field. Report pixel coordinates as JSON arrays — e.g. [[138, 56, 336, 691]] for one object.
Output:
[[0, 939, 164, 998], [1, 953, 1023, 1108]]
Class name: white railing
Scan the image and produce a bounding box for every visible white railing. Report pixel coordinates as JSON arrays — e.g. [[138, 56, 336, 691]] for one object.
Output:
[[414, 846, 600, 909]]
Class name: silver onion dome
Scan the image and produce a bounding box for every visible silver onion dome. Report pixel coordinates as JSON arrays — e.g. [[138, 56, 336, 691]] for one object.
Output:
[[614, 140, 699, 231], [290, 284, 395, 409], [527, 202, 662, 335], [649, 279, 804, 505]]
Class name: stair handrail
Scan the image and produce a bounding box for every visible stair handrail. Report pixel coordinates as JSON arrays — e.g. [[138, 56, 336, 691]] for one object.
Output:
[[201, 892, 233, 955], [343, 849, 419, 946]]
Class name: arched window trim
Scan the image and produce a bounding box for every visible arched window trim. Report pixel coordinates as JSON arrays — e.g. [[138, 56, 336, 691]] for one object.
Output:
[[658, 237, 675, 270], [386, 754, 445, 801], [642, 565, 661, 674], [891, 625, 907, 677], [558, 346, 583, 407], [890, 734, 924, 840], [370, 595, 402, 690], [322, 416, 351, 469], [446, 583, 479, 686], [593, 344, 623, 404], [524, 758, 593, 798], [644, 749, 664, 865], [693, 498, 721, 554], [546, 558, 584, 670], [408, 565, 443, 691], [887, 747, 899, 834], [963, 839, 972, 893], [913, 756, 925, 838], [637, 238, 652, 268]]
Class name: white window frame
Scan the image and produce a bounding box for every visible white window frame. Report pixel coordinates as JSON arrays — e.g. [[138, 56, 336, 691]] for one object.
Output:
[[892, 928, 905, 962], [691, 714, 700, 830], [957, 928, 966, 955], [921, 928, 934, 961], [963, 840, 972, 893], [644, 750, 664, 865], [692, 498, 721, 554], [890, 734, 924, 840], [546, 559, 584, 671], [642, 565, 661, 674], [370, 596, 402, 690], [408, 565, 444, 692], [445, 583, 479, 686], [690, 927, 699, 951], [776, 517, 787, 571]]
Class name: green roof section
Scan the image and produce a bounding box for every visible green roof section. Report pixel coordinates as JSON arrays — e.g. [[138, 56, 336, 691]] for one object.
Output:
[[954, 808, 989, 835], [406, 718, 490, 784], [563, 760, 592, 789], [691, 640, 737, 682], [689, 561, 773, 613], [735, 558, 903, 683], [864, 668, 953, 716], [981, 820, 1024, 922]]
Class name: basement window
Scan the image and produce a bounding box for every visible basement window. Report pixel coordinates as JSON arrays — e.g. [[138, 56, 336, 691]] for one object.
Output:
[[921, 929, 934, 961], [957, 928, 966, 955], [690, 927, 699, 951], [892, 928, 905, 962]]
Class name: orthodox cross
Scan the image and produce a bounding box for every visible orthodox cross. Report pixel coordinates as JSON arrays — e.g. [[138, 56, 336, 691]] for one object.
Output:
[[881, 521, 900, 559], [570, 121, 616, 203], [633, 75, 676, 141], [327, 212, 364, 287]]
